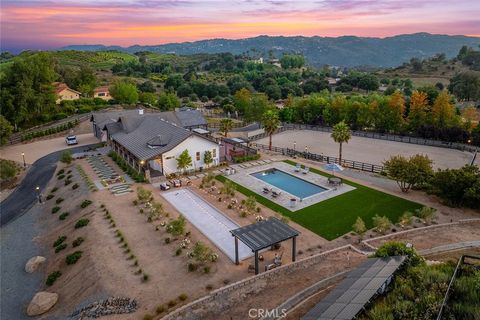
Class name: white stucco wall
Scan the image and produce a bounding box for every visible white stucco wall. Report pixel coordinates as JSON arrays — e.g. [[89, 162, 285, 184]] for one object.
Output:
[[162, 135, 220, 174]]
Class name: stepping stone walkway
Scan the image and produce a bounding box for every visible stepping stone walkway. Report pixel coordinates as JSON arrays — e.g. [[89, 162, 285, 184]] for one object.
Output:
[[87, 156, 132, 195]]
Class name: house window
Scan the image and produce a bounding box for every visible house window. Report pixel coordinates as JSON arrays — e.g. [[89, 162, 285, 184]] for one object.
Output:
[[196, 152, 200, 161], [98, 92, 106, 97], [165, 156, 174, 160], [212, 148, 216, 157]]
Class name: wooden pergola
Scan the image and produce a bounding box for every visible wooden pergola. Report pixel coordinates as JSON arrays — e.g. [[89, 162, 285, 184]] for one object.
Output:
[[230, 217, 300, 275]]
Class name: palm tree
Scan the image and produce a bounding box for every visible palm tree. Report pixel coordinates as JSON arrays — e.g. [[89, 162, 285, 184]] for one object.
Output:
[[331, 121, 351, 164], [262, 110, 280, 150], [219, 118, 233, 137]]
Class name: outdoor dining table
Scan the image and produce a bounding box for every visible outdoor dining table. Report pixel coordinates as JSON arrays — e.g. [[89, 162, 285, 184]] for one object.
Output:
[[328, 177, 342, 186]]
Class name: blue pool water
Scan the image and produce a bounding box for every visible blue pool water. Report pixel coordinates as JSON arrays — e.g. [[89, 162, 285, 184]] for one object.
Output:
[[251, 169, 327, 199]]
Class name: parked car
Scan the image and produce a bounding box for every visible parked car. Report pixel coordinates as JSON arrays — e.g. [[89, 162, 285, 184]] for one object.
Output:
[[65, 135, 78, 145], [160, 182, 170, 191]]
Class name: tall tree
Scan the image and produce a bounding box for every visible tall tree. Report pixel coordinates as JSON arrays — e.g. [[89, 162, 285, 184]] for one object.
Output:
[[0, 115, 13, 145], [262, 109, 280, 150], [407, 90, 429, 131], [110, 80, 138, 104], [432, 90, 456, 128], [232, 88, 251, 115], [387, 90, 405, 131], [176, 150, 192, 174], [383, 154, 433, 193], [219, 118, 234, 137], [331, 121, 351, 164], [203, 150, 213, 168]]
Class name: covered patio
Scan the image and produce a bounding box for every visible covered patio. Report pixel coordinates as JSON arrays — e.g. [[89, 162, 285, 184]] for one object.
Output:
[[231, 217, 300, 274]]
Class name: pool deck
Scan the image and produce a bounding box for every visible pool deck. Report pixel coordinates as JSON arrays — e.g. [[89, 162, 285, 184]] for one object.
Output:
[[161, 188, 252, 262], [227, 161, 356, 211]]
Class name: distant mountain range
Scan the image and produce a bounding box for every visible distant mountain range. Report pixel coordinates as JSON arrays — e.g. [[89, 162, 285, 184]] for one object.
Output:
[[60, 33, 480, 68]]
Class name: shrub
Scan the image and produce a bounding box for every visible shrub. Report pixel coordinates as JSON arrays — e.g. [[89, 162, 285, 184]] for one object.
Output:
[[46, 194, 54, 200], [72, 237, 84, 247], [372, 215, 391, 234], [143, 314, 153, 320], [55, 243, 67, 253], [175, 248, 182, 256], [142, 274, 149, 282], [164, 237, 171, 244], [66, 251, 83, 264], [178, 293, 188, 301], [352, 217, 367, 236], [75, 218, 90, 228], [46, 271, 62, 286], [51, 206, 61, 214], [166, 216, 186, 236], [53, 235, 67, 247], [233, 154, 261, 163], [415, 207, 436, 222], [57, 170, 65, 176], [72, 183, 79, 190], [51, 187, 59, 193], [399, 211, 414, 226], [55, 197, 64, 204], [60, 150, 73, 164], [80, 199, 92, 208], [156, 305, 165, 314], [188, 263, 198, 272], [64, 179, 72, 186], [57, 174, 65, 180], [59, 212, 69, 220], [374, 241, 424, 267], [203, 266, 211, 274], [167, 300, 177, 308], [206, 284, 213, 290]]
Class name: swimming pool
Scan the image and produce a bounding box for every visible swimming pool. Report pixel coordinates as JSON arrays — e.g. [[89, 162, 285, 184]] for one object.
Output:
[[251, 168, 327, 199]]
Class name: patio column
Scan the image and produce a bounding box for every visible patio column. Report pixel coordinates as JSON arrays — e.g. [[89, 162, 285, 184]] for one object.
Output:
[[254, 250, 259, 275], [292, 237, 296, 262], [234, 237, 239, 265]]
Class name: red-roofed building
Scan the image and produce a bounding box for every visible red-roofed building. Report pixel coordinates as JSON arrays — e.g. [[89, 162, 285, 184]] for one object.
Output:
[[94, 86, 112, 101], [53, 82, 81, 104]]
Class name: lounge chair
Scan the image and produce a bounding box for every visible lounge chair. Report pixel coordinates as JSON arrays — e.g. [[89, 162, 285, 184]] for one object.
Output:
[[294, 163, 301, 172], [262, 187, 270, 194], [302, 167, 309, 174], [272, 190, 281, 198]]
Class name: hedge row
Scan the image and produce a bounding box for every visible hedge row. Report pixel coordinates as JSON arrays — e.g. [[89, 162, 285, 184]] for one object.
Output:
[[21, 120, 80, 141], [232, 153, 260, 163], [108, 151, 146, 183]]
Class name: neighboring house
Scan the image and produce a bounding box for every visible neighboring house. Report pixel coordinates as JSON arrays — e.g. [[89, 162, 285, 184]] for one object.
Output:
[[91, 108, 208, 141], [54, 82, 81, 104], [91, 108, 216, 178], [93, 86, 112, 101]]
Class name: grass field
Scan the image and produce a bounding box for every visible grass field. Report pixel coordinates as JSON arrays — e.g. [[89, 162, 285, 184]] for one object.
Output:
[[216, 160, 423, 240]]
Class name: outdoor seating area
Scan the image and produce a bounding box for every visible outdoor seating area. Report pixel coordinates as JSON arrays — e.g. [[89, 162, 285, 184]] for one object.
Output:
[[328, 177, 343, 186]]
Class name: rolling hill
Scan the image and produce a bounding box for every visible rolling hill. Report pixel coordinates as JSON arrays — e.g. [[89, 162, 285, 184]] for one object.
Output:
[[60, 33, 480, 68]]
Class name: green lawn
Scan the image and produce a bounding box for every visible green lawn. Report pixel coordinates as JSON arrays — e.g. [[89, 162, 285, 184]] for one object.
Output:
[[216, 160, 423, 240]]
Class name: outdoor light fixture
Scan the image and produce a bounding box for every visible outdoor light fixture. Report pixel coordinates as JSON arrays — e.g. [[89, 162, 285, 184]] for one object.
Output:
[[140, 160, 145, 165], [21, 152, 26, 168]]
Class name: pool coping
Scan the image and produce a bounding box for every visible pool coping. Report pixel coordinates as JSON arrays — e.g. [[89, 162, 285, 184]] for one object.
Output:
[[227, 161, 356, 211]]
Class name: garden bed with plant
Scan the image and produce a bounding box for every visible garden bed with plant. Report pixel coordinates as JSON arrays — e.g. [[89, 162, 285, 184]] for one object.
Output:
[[108, 151, 146, 183]]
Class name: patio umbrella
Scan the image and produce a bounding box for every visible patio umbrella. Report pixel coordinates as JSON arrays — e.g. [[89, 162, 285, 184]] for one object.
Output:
[[324, 163, 344, 176]]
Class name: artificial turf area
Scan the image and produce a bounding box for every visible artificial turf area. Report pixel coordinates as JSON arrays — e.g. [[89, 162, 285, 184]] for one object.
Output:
[[216, 160, 423, 240]]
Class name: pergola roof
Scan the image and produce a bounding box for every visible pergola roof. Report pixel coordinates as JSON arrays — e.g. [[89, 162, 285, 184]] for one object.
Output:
[[302, 256, 406, 320], [230, 217, 299, 252]]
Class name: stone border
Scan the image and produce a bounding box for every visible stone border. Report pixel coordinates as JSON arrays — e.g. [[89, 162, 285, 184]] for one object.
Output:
[[362, 218, 480, 249], [419, 241, 480, 256], [160, 245, 358, 320]]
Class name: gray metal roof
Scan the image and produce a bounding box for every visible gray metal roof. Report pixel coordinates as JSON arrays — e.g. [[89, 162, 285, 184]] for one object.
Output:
[[112, 117, 192, 160], [230, 217, 299, 252], [302, 256, 406, 320], [92, 108, 206, 131]]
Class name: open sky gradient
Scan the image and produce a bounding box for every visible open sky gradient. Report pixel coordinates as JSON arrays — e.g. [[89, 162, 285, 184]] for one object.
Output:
[[1, 0, 479, 52]]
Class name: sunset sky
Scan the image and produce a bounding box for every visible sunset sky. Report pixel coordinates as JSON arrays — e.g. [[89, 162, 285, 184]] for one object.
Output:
[[1, 0, 479, 52]]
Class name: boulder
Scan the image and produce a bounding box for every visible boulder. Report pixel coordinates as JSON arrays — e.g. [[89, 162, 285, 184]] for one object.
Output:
[[27, 292, 58, 316], [25, 256, 46, 273]]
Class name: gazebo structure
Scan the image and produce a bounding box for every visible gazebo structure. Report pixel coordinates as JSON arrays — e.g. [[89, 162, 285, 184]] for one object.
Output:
[[230, 217, 300, 274]]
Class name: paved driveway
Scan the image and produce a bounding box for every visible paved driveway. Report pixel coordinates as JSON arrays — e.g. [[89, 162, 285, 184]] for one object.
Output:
[[0, 144, 97, 226]]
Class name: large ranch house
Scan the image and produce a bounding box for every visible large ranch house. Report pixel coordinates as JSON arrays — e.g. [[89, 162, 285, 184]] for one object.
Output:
[[91, 108, 218, 179]]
